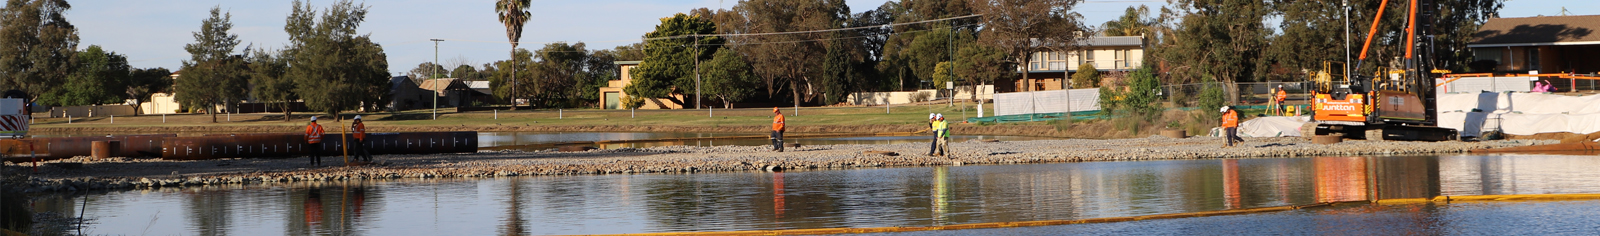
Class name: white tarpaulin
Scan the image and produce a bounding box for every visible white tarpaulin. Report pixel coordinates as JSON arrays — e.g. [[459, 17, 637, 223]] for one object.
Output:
[[1435, 77, 1534, 93], [1238, 116, 1310, 137], [993, 88, 1100, 116], [1437, 92, 1600, 136]]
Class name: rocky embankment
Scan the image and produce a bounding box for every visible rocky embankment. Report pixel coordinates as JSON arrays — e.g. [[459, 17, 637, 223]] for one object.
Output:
[[1, 136, 1554, 192]]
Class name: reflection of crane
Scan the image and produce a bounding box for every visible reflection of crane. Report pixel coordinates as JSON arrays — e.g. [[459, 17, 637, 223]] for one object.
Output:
[[1306, 0, 1458, 141]]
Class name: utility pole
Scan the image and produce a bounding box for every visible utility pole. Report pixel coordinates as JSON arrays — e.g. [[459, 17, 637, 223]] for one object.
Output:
[[431, 39, 443, 120], [1344, 0, 1352, 77], [695, 35, 703, 113]]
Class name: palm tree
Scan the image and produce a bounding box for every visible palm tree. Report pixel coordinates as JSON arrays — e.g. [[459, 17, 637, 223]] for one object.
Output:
[[496, 0, 531, 109]]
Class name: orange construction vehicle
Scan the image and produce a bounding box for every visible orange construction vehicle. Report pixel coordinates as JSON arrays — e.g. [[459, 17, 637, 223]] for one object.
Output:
[[1305, 0, 1457, 141]]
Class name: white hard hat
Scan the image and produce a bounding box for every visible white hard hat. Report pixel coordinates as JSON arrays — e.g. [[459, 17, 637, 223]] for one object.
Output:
[[929, 113, 937, 119], [354, 115, 362, 120], [310, 116, 317, 121], [1219, 106, 1229, 113], [935, 113, 943, 119]]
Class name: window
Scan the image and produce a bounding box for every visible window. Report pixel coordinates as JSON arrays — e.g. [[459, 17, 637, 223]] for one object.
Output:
[[1124, 50, 1135, 68], [1473, 48, 1502, 63], [1528, 47, 1540, 71], [1083, 50, 1096, 68], [1113, 49, 1127, 69], [1036, 53, 1049, 70]]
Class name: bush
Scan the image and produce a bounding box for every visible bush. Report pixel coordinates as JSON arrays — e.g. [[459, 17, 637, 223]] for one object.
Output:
[[910, 91, 932, 103], [1197, 76, 1226, 121], [1071, 63, 1100, 88], [1122, 66, 1162, 121]]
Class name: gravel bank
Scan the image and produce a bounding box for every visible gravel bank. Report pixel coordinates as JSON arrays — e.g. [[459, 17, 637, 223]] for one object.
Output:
[[2, 136, 1553, 192]]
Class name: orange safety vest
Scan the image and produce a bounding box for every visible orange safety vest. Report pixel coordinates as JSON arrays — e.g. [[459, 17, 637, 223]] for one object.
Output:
[[352, 122, 366, 140], [1275, 89, 1287, 102], [306, 123, 325, 143], [1221, 110, 1239, 128], [773, 113, 785, 132]]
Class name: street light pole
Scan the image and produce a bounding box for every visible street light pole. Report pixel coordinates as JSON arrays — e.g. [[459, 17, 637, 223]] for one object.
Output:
[[431, 39, 443, 120]]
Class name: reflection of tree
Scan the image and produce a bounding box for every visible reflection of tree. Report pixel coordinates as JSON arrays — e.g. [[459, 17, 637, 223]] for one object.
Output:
[[640, 176, 753, 230], [500, 179, 528, 236], [184, 187, 231, 236]]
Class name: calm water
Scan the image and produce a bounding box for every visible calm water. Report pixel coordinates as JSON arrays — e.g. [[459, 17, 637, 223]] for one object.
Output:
[[30, 154, 1600, 235]]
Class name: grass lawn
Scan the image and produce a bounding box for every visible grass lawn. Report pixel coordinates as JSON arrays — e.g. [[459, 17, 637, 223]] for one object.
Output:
[[31, 103, 994, 129]]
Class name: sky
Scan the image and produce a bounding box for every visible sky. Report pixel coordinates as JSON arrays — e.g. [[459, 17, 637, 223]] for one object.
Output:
[[69, 0, 1599, 76]]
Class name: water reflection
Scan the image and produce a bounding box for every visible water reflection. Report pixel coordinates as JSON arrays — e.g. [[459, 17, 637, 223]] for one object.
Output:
[[31, 154, 1600, 235]]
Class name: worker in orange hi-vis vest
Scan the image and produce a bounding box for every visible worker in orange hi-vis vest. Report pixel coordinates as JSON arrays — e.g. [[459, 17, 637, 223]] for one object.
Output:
[[1220, 106, 1243, 148], [1274, 85, 1288, 116], [771, 107, 785, 152], [306, 116, 326, 166], [351, 115, 373, 162]]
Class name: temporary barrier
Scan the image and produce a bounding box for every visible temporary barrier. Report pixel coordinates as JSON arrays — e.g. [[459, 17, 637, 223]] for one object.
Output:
[[161, 131, 479, 160], [0, 132, 477, 162]]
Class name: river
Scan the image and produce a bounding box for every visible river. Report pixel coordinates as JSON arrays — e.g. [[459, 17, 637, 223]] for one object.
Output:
[[27, 154, 1600, 235]]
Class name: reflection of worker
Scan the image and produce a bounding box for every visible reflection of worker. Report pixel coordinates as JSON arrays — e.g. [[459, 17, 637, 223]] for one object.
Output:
[[305, 116, 325, 166], [304, 188, 323, 225], [771, 107, 785, 152], [1221, 106, 1242, 147], [1274, 85, 1288, 115], [927, 113, 938, 156], [351, 115, 372, 162]]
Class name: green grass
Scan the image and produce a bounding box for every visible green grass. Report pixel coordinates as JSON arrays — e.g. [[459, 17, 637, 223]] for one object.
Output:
[[32, 104, 993, 128]]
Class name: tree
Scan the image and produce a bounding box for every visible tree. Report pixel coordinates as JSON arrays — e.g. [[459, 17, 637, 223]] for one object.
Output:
[[43, 45, 128, 106], [1071, 63, 1099, 89], [820, 35, 864, 105], [1102, 6, 1155, 37], [177, 7, 248, 123], [0, 0, 78, 103], [952, 44, 1011, 98], [488, 49, 532, 104], [931, 61, 954, 90], [610, 43, 646, 61], [247, 47, 296, 121], [972, 0, 1090, 92], [527, 42, 590, 107], [629, 12, 722, 106], [495, 0, 530, 108], [407, 62, 449, 81], [701, 48, 756, 108], [719, 0, 850, 108], [1156, 0, 1270, 105], [126, 67, 172, 115], [450, 64, 478, 80], [578, 46, 619, 105], [285, 0, 390, 118]]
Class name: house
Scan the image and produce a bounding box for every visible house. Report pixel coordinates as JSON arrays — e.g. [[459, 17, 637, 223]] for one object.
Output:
[[419, 78, 493, 108], [465, 80, 492, 96], [1469, 15, 1600, 74], [1005, 36, 1146, 92], [388, 76, 432, 111], [133, 71, 183, 114], [596, 61, 687, 109]]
